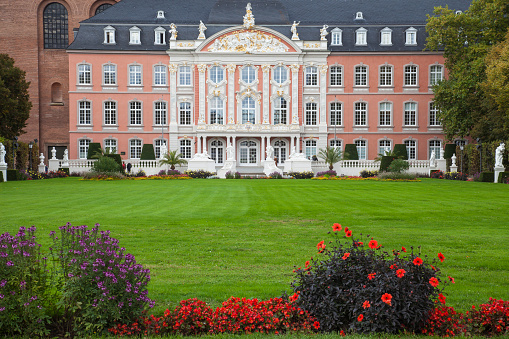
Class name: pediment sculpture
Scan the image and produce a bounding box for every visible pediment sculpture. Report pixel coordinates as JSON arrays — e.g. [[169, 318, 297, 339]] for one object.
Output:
[[209, 30, 288, 53]]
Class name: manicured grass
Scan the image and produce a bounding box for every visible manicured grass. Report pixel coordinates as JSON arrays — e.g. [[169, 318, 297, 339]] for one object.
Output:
[[1, 178, 508, 315]]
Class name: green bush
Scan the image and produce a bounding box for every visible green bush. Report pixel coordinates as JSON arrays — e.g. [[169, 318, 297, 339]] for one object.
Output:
[[444, 144, 456, 159], [92, 156, 121, 173], [343, 144, 359, 160], [140, 144, 155, 160], [0, 171, 3, 182], [387, 159, 410, 173], [87, 143, 102, 159], [498, 171, 509, 184], [393, 144, 408, 160], [379, 156, 396, 172], [479, 172, 494, 182], [7, 169, 18, 181], [58, 167, 70, 175], [105, 154, 122, 168], [377, 172, 416, 180]]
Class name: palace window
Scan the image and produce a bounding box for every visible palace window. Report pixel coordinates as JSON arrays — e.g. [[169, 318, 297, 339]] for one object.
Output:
[[273, 66, 287, 84], [330, 102, 342, 126], [379, 65, 393, 86], [274, 97, 287, 125], [405, 140, 416, 160], [103, 26, 116, 44], [78, 139, 90, 159], [154, 139, 167, 159], [104, 139, 117, 154], [405, 27, 417, 45], [330, 66, 342, 86], [103, 101, 117, 125], [430, 65, 443, 85], [355, 140, 367, 160], [78, 101, 91, 125], [239, 140, 257, 164], [241, 66, 256, 84], [380, 27, 392, 46], [180, 139, 192, 159], [404, 65, 418, 86], [305, 102, 317, 125], [179, 66, 192, 86], [43, 3, 68, 49], [129, 65, 142, 85], [78, 64, 91, 85], [210, 66, 224, 84], [129, 101, 142, 125], [103, 64, 116, 85], [404, 102, 417, 126], [354, 65, 368, 86], [305, 66, 318, 86], [241, 97, 256, 124], [129, 26, 141, 44], [331, 28, 342, 45], [429, 102, 441, 126], [129, 139, 142, 159], [330, 139, 342, 150], [305, 140, 317, 160], [210, 139, 224, 164], [379, 102, 391, 126], [154, 65, 167, 86], [154, 101, 167, 125], [179, 102, 191, 125], [209, 97, 224, 124], [354, 102, 367, 126], [356, 27, 367, 46], [429, 140, 442, 159], [379, 140, 392, 155], [154, 27, 165, 45], [274, 140, 287, 163]]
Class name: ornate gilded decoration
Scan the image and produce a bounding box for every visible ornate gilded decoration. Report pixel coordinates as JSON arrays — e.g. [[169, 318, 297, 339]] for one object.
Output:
[[169, 23, 178, 40], [226, 64, 237, 73], [243, 3, 255, 30], [168, 63, 178, 73], [197, 64, 208, 73], [291, 21, 300, 40], [198, 21, 207, 40], [289, 64, 300, 73], [209, 30, 288, 53], [303, 43, 320, 48], [320, 25, 329, 40], [261, 64, 272, 73], [319, 64, 329, 74]]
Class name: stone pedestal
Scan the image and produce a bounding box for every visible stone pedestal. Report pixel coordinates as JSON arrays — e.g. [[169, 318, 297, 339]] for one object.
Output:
[[49, 159, 60, 172], [38, 164, 46, 173], [437, 159, 447, 172], [0, 164, 7, 182], [429, 164, 437, 176], [494, 166, 505, 183], [187, 154, 216, 173], [217, 160, 237, 178], [284, 156, 312, 173], [262, 159, 282, 176]]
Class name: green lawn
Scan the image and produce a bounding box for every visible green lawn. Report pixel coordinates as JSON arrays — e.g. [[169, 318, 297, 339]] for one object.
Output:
[[1, 178, 508, 314]]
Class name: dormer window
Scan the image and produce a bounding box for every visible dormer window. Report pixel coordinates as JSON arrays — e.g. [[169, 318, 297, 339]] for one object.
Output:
[[129, 26, 141, 45], [154, 26, 165, 45], [380, 27, 392, 46], [356, 12, 363, 20], [103, 26, 116, 44], [157, 10, 165, 18], [405, 27, 417, 45], [331, 28, 342, 46], [356, 27, 367, 46]]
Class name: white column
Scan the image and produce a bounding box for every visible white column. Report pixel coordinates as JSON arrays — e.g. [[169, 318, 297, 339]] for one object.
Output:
[[319, 64, 328, 127], [232, 136, 237, 161], [290, 64, 300, 125], [261, 137, 265, 161], [168, 63, 179, 150], [262, 64, 271, 124], [197, 135, 202, 154], [291, 136, 295, 152], [227, 64, 236, 124], [197, 64, 207, 124], [203, 136, 208, 154]]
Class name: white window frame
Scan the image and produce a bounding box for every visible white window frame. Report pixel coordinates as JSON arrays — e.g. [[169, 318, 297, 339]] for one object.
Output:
[[240, 65, 256, 85], [153, 101, 167, 125], [180, 139, 192, 159], [103, 100, 117, 125], [330, 101, 342, 126], [330, 139, 342, 151], [103, 26, 116, 44], [154, 139, 167, 159], [209, 96, 224, 124], [210, 139, 224, 164], [404, 64, 418, 86], [273, 139, 288, 163], [273, 66, 288, 84], [104, 139, 117, 154], [78, 100, 91, 125], [128, 64, 142, 86], [355, 139, 367, 160], [379, 64, 393, 86], [330, 65, 343, 86], [356, 27, 367, 46], [380, 27, 392, 46], [273, 97, 288, 125], [405, 27, 417, 46], [429, 64, 444, 86], [179, 66, 192, 86], [378, 101, 392, 126], [154, 26, 166, 45], [78, 63, 91, 85], [305, 66, 318, 86], [354, 101, 367, 126], [209, 66, 224, 84], [379, 139, 392, 156], [405, 139, 417, 160], [354, 64, 368, 86], [305, 102, 317, 126], [239, 140, 258, 165], [404, 102, 417, 126], [429, 140, 442, 159], [129, 26, 141, 45], [429, 102, 441, 126], [179, 102, 192, 125], [102, 63, 117, 85], [129, 139, 142, 159], [305, 139, 317, 160], [153, 64, 167, 86], [241, 97, 256, 124], [129, 101, 143, 126], [331, 28, 342, 46], [78, 139, 91, 159]]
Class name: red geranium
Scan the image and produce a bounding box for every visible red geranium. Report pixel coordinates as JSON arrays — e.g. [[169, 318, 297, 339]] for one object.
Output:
[[362, 300, 371, 309], [305, 260, 310, 268], [413, 257, 423, 266], [448, 276, 455, 284], [381, 293, 392, 306], [289, 292, 299, 302], [402, 246, 407, 252], [368, 239, 378, 249], [396, 269, 406, 278], [438, 293, 446, 305], [345, 230, 352, 237], [332, 223, 342, 232], [438, 252, 445, 262], [368, 272, 376, 280], [429, 277, 439, 287], [317, 241, 326, 253], [357, 314, 364, 322], [342, 253, 350, 260]]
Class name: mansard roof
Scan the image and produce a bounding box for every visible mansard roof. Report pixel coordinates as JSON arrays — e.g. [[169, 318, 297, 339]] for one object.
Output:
[[70, 0, 471, 52]]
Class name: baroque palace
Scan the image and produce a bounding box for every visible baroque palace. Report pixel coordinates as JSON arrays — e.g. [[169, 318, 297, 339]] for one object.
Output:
[[5, 0, 472, 171]]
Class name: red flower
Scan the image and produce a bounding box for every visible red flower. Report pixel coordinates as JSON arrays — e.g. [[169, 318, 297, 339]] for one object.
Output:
[[368, 240, 379, 249], [439, 293, 446, 305], [413, 257, 423, 266], [340, 330, 346, 336], [332, 223, 342, 232], [448, 276, 455, 284], [396, 269, 406, 278], [357, 314, 364, 322], [431, 265, 437, 271], [402, 246, 407, 252], [362, 300, 371, 309], [368, 272, 376, 280], [317, 241, 326, 253], [344, 227, 349, 232], [313, 321, 320, 329], [381, 293, 392, 306], [289, 292, 299, 302], [345, 230, 352, 237], [438, 252, 445, 262], [429, 277, 439, 287], [390, 264, 397, 269], [342, 253, 350, 260]]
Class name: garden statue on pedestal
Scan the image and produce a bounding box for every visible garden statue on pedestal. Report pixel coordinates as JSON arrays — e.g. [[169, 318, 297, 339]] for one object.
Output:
[[266, 145, 274, 159], [198, 20, 207, 39], [450, 153, 458, 173], [39, 153, 45, 166], [218, 141, 237, 178], [495, 143, 505, 168], [263, 145, 281, 176], [0, 143, 6, 165], [51, 147, 57, 160], [291, 21, 300, 40], [429, 150, 436, 168], [159, 144, 167, 159]]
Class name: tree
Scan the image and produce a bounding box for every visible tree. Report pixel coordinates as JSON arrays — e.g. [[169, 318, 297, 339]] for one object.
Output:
[[425, 0, 509, 142], [0, 54, 32, 139], [158, 149, 188, 170], [318, 146, 342, 170]]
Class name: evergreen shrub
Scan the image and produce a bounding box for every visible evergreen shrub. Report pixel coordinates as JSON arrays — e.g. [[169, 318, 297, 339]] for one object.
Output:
[[498, 171, 509, 184], [379, 156, 396, 172], [140, 144, 155, 160], [86, 143, 102, 159], [343, 144, 359, 160], [444, 144, 456, 159], [92, 156, 121, 173], [387, 159, 409, 173], [0, 171, 3, 182], [105, 154, 122, 168], [479, 172, 494, 182], [7, 169, 18, 181], [393, 144, 408, 160]]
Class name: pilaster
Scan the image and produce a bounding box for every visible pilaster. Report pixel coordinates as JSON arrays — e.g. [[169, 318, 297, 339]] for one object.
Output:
[[290, 64, 300, 125]]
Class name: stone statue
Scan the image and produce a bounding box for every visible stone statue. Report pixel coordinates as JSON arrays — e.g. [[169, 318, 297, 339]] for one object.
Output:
[[495, 142, 505, 168], [320, 24, 329, 40], [430, 150, 436, 167], [289, 146, 305, 159], [266, 145, 274, 159], [0, 143, 6, 165], [440, 147, 445, 160], [39, 153, 45, 166], [169, 23, 178, 40], [384, 146, 390, 156], [226, 142, 234, 160], [51, 147, 57, 160], [63, 149, 69, 162], [291, 21, 300, 40], [160, 144, 167, 159], [451, 153, 457, 167], [198, 20, 207, 39], [243, 3, 255, 30]]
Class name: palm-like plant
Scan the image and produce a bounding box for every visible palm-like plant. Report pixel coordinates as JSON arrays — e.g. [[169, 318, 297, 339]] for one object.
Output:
[[318, 146, 342, 170], [158, 149, 188, 170]]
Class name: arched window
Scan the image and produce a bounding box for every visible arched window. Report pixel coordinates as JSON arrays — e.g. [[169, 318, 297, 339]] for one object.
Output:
[[273, 140, 287, 163], [51, 83, 63, 104], [43, 3, 68, 49], [239, 140, 257, 164], [95, 3, 112, 15], [210, 139, 224, 164], [241, 97, 255, 124]]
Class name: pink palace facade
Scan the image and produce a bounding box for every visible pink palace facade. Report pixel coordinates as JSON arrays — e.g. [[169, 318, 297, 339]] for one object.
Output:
[[67, 0, 471, 171]]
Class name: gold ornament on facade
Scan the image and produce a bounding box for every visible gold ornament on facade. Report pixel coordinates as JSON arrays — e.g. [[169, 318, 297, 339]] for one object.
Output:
[[243, 3, 255, 30], [319, 64, 329, 74], [208, 30, 288, 53], [197, 64, 208, 73], [261, 64, 272, 73], [168, 64, 178, 73], [226, 64, 237, 73], [289, 64, 300, 73]]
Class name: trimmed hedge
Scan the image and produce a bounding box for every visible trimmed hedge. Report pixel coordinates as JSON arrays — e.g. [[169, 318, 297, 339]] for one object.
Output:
[[58, 168, 70, 175], [140, 144, 155, 160], [0, 171, 3, 182], [444, 144, 456, 159], [105, 154, 123, 168], [87, 143, 102, 159], [393, 144, 408, 160], [343, 144, 359, 160], [7, 169, 18, 181], [479, 172, 494, 182], [379, 156, 396, 172], [497, 171, 509, 184]]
